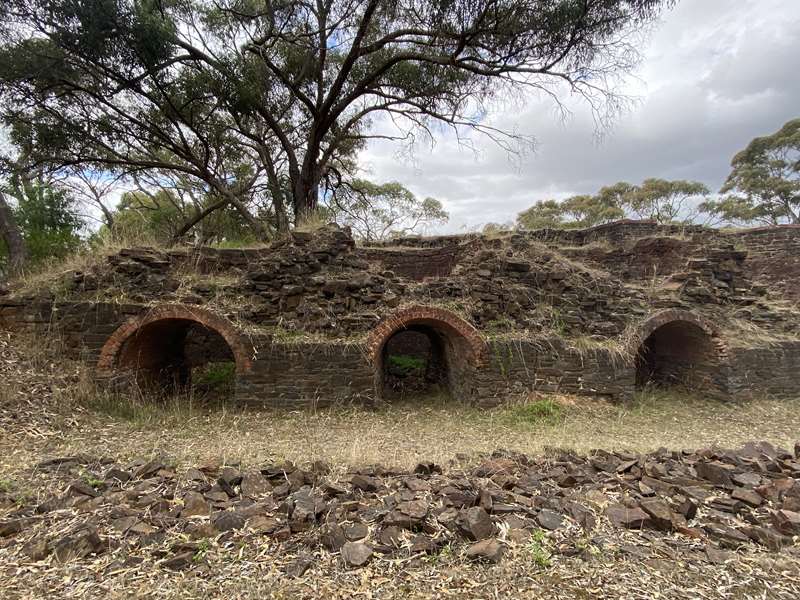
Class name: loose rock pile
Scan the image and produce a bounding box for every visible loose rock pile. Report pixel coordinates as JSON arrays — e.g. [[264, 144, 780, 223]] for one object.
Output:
[[1, 441, 798, 571]]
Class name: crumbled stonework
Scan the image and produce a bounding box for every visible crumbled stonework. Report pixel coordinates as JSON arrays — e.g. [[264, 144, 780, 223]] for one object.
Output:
[[1, 221, 799, 406], [3, 440, 798, 570]]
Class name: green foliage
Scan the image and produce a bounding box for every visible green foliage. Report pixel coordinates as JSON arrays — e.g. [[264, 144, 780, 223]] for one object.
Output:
[[702, 118, 800, 225], [387, 354, 426, 374], [526, 529, 553, 568], [79, 470, 104, 488], [699, 195, 762, 227], [423, 542, 454, 565], [517, 178, 709, 230], [481, 222, 514, 236], [102, 189, 259, 246], [193, 538, 211, 561], [109, 190, 184, 244], [562, 193, 625, 227], [517, 199, 566, 230], [517, 192, 624, 230], [623, 178, 710, 223], [0, 175, 83, 268], [329, 179, 448, 241], [193, 362, 236, 390], [501, 399, 563, 427]]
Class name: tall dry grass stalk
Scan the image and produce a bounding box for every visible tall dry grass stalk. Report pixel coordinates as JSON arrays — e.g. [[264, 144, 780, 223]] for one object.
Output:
[[12, 221, 169, 295]]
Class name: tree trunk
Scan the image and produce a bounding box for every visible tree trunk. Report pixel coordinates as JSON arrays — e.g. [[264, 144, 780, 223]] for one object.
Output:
[[293, 168, 320, 223], [273, 191, 290, 233], [98, 201, 115, 231], [0, 191, 27, 276], [263, 156, 290, 233], [293, 140, 323, 223]]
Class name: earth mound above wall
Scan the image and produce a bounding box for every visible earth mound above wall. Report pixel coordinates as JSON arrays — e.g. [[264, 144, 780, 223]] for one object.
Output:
[[1, 221, 800, 406]]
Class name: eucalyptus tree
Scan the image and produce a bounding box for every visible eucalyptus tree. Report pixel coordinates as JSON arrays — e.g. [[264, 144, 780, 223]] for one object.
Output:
[[0, 0, 674, 236], [702, 118, 800, 226], [328, 179, 448, 241], [0, 171, 83, 271], [516, 193, 623, 230], [517, 178, 709, 230], [621, 178, 709, 224]]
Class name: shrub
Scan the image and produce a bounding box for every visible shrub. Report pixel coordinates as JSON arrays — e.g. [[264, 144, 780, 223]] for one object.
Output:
[[387, 354, 426, 375], [193, 361, 236, 390]]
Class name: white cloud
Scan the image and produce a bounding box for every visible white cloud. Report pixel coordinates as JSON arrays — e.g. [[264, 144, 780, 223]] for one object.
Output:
[[358, 0, 800, 232]]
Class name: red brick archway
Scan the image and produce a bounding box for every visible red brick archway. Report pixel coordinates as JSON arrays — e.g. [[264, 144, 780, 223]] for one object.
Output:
[[97, 304, 252, 376], [366, 306, 487, 367], [367, 306, 486, 401], [633, 309, 727, 393]]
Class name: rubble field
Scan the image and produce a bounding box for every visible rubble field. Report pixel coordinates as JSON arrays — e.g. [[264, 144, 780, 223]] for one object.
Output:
[[1, 440, 799, 599]]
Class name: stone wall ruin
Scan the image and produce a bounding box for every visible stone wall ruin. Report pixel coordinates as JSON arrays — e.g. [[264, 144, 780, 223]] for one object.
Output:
[[1, 220, 799, 406]]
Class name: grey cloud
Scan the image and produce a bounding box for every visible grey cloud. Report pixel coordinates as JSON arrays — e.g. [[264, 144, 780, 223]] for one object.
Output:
[[359, 0, 800, 232]]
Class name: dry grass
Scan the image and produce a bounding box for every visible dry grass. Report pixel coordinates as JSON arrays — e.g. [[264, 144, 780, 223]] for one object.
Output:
[[559, 239, 615, 253], [3, 389, 799, 483], [724, 316, 800, 348], [2, 332, 800, 600], [10, 225, 172, 296], [294, 211, 334, 233]]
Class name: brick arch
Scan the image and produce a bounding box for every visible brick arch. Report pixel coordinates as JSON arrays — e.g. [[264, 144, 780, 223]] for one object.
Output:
[[366, 305, 487, 366], [97, 304, 252, 376], [632, 309, 728, 394], [633, 309, 725, 354]]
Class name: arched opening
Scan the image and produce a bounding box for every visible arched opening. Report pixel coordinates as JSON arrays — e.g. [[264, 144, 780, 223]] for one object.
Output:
[[116, 320, 236, 399], [367, 306, 486, 403], [98, 305, 250, 402], [381, 327, 448, 399], [635, 319, 719, 393]]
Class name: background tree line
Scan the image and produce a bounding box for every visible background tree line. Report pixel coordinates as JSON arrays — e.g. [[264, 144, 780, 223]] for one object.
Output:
[[512, 118, 800, 232]]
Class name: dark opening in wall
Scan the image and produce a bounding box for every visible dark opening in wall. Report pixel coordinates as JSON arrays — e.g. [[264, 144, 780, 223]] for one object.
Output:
[[381, 328, 447, 399], [635, 320, 718, 392], [117, 319, 236, 399], [368, 306, 486, 403]]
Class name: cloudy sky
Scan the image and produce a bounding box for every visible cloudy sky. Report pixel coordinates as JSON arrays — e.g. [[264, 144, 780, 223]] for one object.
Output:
[[358, 0, 800, 233]]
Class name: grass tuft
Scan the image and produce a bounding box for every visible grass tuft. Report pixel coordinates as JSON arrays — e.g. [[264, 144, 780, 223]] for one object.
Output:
[[193, 361, 237, 390], [526, 529, 553, 568], [499, 398, 564, 427], [387, 354, 426, 374]]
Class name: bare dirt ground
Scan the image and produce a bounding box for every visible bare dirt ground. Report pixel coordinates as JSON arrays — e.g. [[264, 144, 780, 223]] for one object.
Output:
[[1, 331, 800, 599]]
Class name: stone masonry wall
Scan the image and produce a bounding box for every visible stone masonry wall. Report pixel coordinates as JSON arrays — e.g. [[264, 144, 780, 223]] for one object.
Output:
[[357, 245, 465, 281], [0, 300, 141, 363], [731, 226, 800, 301], [1, 220, 799, 406], [3, 297, 800, 404], [475, 339, 635, 404], [236, 340, 374, 407], [727, 341, 800, 400]]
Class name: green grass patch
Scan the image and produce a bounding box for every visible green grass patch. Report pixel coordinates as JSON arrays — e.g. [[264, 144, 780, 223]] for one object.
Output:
[[500, 399, 564, 427], [193, 361, 236, 390], [526, 529, 553, 568], [387, 354, 426, 374]]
